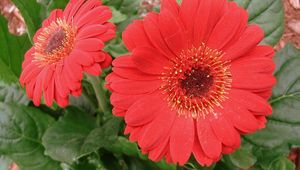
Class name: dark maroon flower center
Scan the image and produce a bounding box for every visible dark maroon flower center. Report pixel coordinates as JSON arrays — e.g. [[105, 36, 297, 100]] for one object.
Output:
[[45, 28, 66, 54], [180, 67, 214, 98]]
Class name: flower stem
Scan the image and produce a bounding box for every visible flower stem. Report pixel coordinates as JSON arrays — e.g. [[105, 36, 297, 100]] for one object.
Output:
[[86, 75, 108, 114]]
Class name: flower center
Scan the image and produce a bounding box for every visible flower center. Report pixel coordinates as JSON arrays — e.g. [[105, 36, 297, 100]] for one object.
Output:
[[160, 43, 232, 119], [180, 67, 214, 98], [33, 19, 76, 66], [44, 28, 66, 54]]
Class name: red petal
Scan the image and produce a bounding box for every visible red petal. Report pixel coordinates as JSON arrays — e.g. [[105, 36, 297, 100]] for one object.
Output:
[[179, 0, 199, 45], [193, 135, 214, 166], [65, 0, 85, 22], [71, 49, 94, 66], [197, 118, 222, 159], [139, 103, 176, 150], [223, 25, 264, 61], [112, 55, 135, 68], [144, 13, 176, 59], [42, 9, 63, 27], [170, 117, 194, 165], [231, 57, 275, 74], [75, 6, 112, 28], [125, 93, 163, 126], [110, 79, 161, 95], [161, 0, 179, 15], [84, 64, 102, 76], [99, 52, 112, 69], [193, 0, 227, 45], [158, 9, 187, 55], [222, 99, 260, 134], [122, 20, 153, 51], [207, 6, 248, 50], [44, 77, 55, 107], [113, 67, 157, 81], [132, 46, 168, 75], [75, 38, 104, 51], [76, 25, 108, 40], [231, 70, 276, 91], [209, 114, 240, 147], [110, 93, 142, 110], [230, 89, 272, 115]]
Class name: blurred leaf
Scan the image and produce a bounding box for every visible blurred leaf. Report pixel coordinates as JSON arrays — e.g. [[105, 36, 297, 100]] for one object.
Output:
[[245, 44, 300, 148], [251, 144, 290, 170], [0, 16, 31, 79], [228, 148, 257, 169], [12, 0, 46, 41], [234, 0, 284, 46], [46, 0, 69, 11], [105, 36, 128, 58], [42, 107, 121, 164], [0, 82, 29, 104], [271, 157, 295, 170], [0, 103, 62, 170], [110, 7, 127, 24]]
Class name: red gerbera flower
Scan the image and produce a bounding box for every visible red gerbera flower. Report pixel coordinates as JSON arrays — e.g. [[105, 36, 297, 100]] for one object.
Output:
[[106, 0, 276, 166], [20, 0, 115, 107]]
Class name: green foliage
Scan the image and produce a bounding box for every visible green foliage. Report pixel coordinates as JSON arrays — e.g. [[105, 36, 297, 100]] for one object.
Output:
[[0, 103, 62, 170], [42, 107, 121, 164], [0, 16, 30, 79], [234, 0, 284, 46]]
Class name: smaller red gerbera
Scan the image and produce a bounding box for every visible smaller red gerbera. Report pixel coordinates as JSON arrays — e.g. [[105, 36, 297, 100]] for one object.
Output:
[[20, 0, 115, 107]]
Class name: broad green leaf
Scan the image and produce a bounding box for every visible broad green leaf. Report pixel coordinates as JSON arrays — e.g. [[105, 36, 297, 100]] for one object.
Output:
[[245, 44, 300, 148], [228, 148, 257, 169], [0, 16, 30, 79], [251, 144, 290, 170], [0, 103, 62, 170], [270, 157, 296, 170], [42, 107, 121, 164], [12, 0, 46, 40], [0, 82, 28, 104], [234, 0, 284, 46]]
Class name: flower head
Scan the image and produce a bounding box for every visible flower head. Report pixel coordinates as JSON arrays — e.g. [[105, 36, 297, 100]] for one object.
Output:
[[20, 0, 115, 107], [107, 0, 275, 166]]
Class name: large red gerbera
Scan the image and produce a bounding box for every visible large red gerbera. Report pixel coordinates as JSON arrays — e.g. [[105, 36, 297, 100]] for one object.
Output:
[[20, 0, 115, 107], [106, 0, 276, 166]]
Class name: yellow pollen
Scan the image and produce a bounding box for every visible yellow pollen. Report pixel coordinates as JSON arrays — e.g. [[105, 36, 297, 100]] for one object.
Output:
[[160, 43, 232, 119], [33, 18, 77, 66]]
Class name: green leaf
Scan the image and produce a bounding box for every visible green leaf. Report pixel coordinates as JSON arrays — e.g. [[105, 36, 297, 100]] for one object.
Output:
[[12, 0, 46, 40], [228, 148, 257, 169], [0, 82, 29, 104], [42, 107, 121, 164], [234, 0, 284, 46], [110, 7, 127, 24], [46, 0, 69, 11], [0, 16, 31, 80], [244, 44, 300, 148], [0, 103, 62, 170], [270, 157, 296, 170]]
